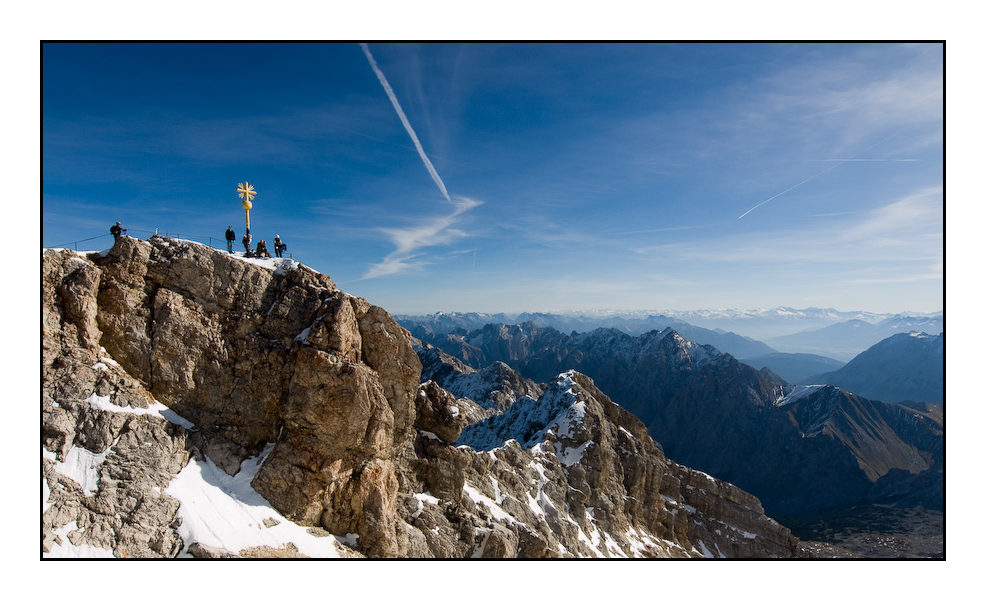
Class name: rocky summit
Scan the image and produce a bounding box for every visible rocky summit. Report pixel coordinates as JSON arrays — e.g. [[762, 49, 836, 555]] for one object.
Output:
[[43, 236, 802, 558]]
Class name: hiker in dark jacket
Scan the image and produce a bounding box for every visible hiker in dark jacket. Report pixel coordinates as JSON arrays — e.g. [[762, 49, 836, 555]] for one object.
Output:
[[110, 221, 126, 241], [273, 235, 285, 258], [225, 226, 235, 253], [242, 231, 252, 255], [256, 239, 271, 258]]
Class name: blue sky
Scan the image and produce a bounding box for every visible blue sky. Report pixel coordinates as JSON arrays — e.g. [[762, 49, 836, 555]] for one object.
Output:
[[42, 42, 943, 314]]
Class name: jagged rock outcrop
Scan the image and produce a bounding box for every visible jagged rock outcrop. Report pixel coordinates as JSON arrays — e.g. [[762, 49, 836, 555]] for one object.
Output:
[[43, 236, 801, 558], [44, 236, 420, 557], [416, 343, 543, 420], [400, 370, 798, 557], [414, 380, 469, 444], [44, 248, 192, 557]]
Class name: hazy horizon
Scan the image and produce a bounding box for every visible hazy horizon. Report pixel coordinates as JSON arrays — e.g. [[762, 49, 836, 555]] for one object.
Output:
[[392, 306, 942, 318]]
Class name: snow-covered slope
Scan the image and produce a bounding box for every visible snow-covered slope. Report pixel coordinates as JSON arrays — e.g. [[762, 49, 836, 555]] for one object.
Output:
[[44, 398, 357, 558], [457, 371, 585, 454], [164, 444, 354, 557]]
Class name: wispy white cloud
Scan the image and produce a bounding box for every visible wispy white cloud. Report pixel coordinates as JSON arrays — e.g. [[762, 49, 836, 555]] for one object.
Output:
[[360, 43, 452, 203], [356, 43, 484, 280], [362, 197, 482, 279], [737, 128, 921, 220], [807, 211, 863, 218], [636, 186, 942, 266], [843, 186, 942, 241], [845, 271, 943, 285], [598, 46, 941, 195], [748, 49, 942, 154]]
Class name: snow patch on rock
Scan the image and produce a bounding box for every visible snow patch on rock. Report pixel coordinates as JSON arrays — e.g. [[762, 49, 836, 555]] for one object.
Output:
[[165, 444, 346, 557]]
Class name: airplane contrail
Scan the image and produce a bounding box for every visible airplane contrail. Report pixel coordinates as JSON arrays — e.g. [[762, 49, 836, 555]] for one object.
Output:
[[360, 43, 452, 203], [737, 164, 839, 220], [738, 129, 908, 220]]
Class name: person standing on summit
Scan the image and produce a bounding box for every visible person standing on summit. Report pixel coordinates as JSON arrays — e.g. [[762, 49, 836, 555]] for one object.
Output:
[[225, 225, 235, 253], [110, 221, 126, 242]]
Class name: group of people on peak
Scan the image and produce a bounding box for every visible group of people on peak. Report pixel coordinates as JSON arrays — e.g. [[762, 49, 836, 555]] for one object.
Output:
[[225, 226, 286, 258], [109, 221, 287, 259]]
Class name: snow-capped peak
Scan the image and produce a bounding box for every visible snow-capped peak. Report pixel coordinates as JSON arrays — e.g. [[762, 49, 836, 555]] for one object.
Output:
[[658, 329, 718, 368], [456, 371, 585, 454], [774, 384, 828, 407]]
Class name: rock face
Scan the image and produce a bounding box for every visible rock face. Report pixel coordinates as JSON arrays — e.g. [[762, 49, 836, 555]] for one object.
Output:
[[43, 236, 800, 557], [44, 236, 420, 557], [411, 372, 798, 558], [43, 247, 191, 557]]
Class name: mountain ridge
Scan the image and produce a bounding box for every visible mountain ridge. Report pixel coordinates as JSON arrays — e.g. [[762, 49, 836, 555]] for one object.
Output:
[[42, 236, 803, 558], [806, 332, 943, 404], [398, 307, 941, 342], [418, 322, 943, 518]]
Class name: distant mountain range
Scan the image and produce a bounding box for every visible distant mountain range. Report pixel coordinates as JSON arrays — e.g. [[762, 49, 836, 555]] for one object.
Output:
[[398, 309, 942, 363], [767, 315, 943, 362], [398, 308, 941, 341], [414, 323, 943, 517], [807, 332, 943, 405], [402, 313, 776, 360], [651, 307, 895, 339]]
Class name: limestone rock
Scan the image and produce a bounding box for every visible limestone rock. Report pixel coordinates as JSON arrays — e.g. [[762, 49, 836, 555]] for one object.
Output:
[[44, 239, 422, 557], [415, 380, 468, 444], [187, 543, 236, 558]]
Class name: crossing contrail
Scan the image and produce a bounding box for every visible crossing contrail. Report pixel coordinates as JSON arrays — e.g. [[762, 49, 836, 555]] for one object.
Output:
[[360, 43, 451, 202], [738, 129, 909, 220], [737, 164, 839, 220]]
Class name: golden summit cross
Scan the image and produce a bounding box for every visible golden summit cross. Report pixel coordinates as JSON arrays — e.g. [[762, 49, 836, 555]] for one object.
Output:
[[237, 181, 256, 231]]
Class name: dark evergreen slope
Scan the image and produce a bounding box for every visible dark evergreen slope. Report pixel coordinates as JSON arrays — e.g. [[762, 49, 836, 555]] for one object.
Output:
[[419, 323, 943, 517], [807, 332, 943, 405]]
